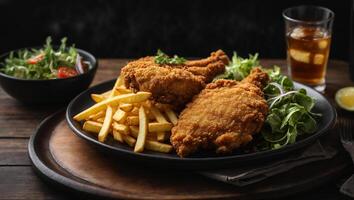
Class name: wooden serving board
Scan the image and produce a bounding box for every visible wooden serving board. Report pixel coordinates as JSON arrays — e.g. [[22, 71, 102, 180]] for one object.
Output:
[[28, 110, 351, 200]]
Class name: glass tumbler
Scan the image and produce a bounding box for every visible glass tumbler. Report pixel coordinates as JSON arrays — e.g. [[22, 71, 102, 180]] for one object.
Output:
[[283, 6, 334, 92]]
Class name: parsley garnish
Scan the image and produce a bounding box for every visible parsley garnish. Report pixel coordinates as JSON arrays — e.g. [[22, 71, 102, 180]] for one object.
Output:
[[154, 49, 186, 65]]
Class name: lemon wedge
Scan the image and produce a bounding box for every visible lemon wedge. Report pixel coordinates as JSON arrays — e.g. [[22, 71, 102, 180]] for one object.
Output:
[[335, 87, 354, 111]]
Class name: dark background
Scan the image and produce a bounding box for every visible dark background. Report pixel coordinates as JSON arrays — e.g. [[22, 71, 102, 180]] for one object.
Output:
[[0, 0, 350, 60]]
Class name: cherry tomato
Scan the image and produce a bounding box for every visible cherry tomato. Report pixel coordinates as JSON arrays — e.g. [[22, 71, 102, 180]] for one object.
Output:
[[57, 67, 78, 78], [27, 53, 45, 64]]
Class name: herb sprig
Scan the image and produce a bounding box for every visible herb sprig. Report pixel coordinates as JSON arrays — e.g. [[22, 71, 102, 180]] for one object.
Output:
[[154, 49, 186, 65]]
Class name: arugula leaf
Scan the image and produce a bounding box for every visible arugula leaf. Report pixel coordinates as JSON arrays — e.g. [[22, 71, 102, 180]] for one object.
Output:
[[298, 113, 317, 134], [263, 66, 294, 98], [266, 110, 283, 133], [154, 49, 186, 65], [262, 90, 319, 149], [294, 89, 315, 111], [280, 105, 301, 129]]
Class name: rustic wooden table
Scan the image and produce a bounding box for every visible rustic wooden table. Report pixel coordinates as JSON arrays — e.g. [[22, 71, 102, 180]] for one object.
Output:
[[0, 59, 353, 200]]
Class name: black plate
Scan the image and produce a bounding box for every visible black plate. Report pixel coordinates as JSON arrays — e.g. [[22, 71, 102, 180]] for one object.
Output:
[[66, 80, 337, 169]]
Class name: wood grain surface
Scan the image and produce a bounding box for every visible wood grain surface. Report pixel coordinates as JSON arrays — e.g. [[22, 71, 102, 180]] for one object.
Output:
[[0, 59, 353, 200]]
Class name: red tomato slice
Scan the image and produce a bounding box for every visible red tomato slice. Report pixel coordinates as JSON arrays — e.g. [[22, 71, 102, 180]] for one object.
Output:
[[27, 53, 45, 64], [57, 67, 78, 78]]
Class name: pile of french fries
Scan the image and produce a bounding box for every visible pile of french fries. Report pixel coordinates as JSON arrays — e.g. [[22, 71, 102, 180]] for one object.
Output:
[[73, 76, 178, 153]]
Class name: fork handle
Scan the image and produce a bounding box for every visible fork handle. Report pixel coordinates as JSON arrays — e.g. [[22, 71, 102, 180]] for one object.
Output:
[[340, 174, 354, 198]]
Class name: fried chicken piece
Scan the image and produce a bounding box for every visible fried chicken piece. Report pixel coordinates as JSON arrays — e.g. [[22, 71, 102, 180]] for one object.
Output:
[[171, 68, 269, 157], [121, 50, 229, 110]]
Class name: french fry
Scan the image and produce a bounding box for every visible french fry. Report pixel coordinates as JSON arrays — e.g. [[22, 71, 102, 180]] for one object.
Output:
[[148, 122, 173, 132], [132, 103, 141, 107], [112, 130, 124, 143], [98, 106, 114, 142], [129, 126, 139, 138], [126, 116, 139, 126], [120, 103, 133, 112], [116, 86, 132, 94], [123, 134, 137, 147], [141, 101, 152, 107], [150, 106, 168, 122], [129, 107, 139, 116], [109, 77, 124, 98], [112, 103, 125, 142], [91, 94, 105, 103], [145, 140, 173, 153], [105, 77, 126, 143], [83, 121, 103, 133], [150, 106, 169, 142], [116, 75, 125, 87], [134, 106, 148, 152], [112, 122, 130, 135], [101, 90, 112, 98], [164, 107, 178, 125], [76, 75, 177, 154], [96, 117, 105, 123], [88, 110, 105, 120], [156, 132, 167, 142], [73, 92, 151, 121], [113, 109, 127, 123]]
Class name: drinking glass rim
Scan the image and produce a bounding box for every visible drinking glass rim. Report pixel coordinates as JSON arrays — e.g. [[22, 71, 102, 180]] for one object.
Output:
[[283, 5, 335, 25]]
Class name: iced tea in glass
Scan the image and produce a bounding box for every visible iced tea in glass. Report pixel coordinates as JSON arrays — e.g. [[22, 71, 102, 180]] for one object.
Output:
[[283, 6, 334, 92]]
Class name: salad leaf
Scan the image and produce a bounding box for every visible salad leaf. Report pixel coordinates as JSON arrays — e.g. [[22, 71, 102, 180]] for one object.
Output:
[[264, 111, 283, 133], [293, 89, 315, 111], [262, 90, 320, 149], [298, 113, 317, 134], [214, 52, 259, 81], [267, 66, 293, 90], [263, 66, 294, 98], [0, 36, 84, 80]]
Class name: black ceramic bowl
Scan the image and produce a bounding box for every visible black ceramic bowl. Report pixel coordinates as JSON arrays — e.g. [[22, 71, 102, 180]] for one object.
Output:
[[0, 47, 98, 104]]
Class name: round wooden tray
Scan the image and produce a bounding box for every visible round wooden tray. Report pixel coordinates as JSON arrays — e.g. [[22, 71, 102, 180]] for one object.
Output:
[[28, 110, 350, 200]]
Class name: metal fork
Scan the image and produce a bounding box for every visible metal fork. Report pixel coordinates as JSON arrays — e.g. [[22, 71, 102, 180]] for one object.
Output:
[[339, 118, 354, 198]]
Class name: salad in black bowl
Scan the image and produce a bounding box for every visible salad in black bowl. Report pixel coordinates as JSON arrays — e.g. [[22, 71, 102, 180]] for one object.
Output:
[[0, 37, 97, 104]]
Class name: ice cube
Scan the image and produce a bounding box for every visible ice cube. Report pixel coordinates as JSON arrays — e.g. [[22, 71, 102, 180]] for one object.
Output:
[[289, 49, 310, 63], [290, 27, 306, 39], [313, 54, 324, 65], [318, 40, 328, 49]]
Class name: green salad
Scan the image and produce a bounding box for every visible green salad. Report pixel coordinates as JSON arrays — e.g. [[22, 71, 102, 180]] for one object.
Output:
[[214, 52, 321, 150], [0, 37, 90, 80]]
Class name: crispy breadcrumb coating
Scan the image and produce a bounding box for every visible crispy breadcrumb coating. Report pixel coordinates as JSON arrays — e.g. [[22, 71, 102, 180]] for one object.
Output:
[[121, 50, 229, 110], [171, 68, 269, 157]]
